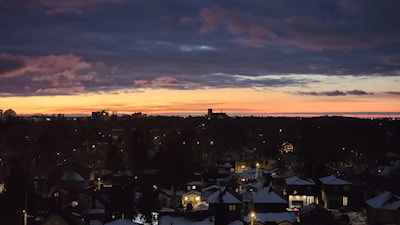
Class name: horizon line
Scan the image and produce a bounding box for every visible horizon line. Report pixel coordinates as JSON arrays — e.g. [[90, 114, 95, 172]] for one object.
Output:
[[11, 111, 400, 118]]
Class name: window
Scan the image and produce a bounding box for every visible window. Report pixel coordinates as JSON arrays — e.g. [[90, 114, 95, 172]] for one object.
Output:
[[343, 196, 348, 207], [229, 205, 236, 211], [306, 196, 314, 205]]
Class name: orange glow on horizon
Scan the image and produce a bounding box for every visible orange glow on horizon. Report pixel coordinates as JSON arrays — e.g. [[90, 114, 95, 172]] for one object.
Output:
[[1, 88, 399, 116]]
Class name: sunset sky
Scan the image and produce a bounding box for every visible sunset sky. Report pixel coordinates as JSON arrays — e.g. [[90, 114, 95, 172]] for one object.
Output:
[[1, 0, 400, 116]]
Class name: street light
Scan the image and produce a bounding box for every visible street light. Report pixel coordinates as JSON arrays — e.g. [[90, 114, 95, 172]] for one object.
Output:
[[250, 211, 256, 225], [97, 177, 101, 190], [255, 163, 260, 179]]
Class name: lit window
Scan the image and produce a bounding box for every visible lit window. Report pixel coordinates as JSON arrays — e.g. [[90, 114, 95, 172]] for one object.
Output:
[[195, 196, 200, 201], [192, 185, 196, 190], [343, 196, 348, 206], [229, 205, 236, 211], [184, 197, 188, 201], [306, 196, 314, 205]]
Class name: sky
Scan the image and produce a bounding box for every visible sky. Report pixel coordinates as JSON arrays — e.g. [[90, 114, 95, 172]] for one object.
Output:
[[0, 0, 400, 116]]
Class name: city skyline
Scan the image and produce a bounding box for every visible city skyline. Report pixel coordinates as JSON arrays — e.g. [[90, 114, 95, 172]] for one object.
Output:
[[1, 0, 400, 115]]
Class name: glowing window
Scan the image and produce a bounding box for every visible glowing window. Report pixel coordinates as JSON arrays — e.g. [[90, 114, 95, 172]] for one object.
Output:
[[343, 196, 348, 206]]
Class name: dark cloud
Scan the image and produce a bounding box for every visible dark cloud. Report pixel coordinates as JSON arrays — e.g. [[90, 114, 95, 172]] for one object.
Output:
[[386, 91, 400, 95], [346, 90, 373, 95], [0, 55, 24, 74], [0, 0, 399, 96], [298, 90, 346, 96], [198, 6, 400, 51], [297, 90, 373, 96]]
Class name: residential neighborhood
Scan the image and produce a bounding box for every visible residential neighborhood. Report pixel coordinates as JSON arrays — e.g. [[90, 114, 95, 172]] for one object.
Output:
[[0, 110, 399, 225]]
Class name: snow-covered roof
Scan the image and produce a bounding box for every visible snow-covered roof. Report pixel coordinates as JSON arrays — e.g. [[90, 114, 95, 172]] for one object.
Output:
[[222, 162, 233, 168], [104, 219, 141, 225], [187, 181, 203, 186], [61, 171, 85, 181], [252, 187, 287, 204], [319, 175, 351, 185], [228, 220, 244, 225], [207, 189, 241, 204], [285, 176, 316, 185], [244, 212, 296, 223], [202, 185, 220, 192], [194, 202, 209, 211], [366, 191, 400, 210], [242, 181, 264, 189]]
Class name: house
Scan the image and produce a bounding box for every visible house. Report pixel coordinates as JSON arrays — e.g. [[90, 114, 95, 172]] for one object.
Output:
[[182, 190, 202, 211], [157, 187, 184, 209], [49, 162, 94, 193], [244, 212, 297, 225], [250, 187, 287, 213], [202, 185, 221, 201], [319, 175, 351, 209], [298, 203, 334, 225], [207, 188, 242, 222], [71, 189, 111, 223], [284, 176, 319, 210], [366, 191, 400, 225], [239, 168, 272, 184]]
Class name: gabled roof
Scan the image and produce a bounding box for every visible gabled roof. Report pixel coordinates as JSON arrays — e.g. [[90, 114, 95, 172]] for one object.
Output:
[[203, 185, 220, 192], [207, 189, 241, 204], [319, 175, 351, 185], [61, 171, 85, 181], [252, 187, 287, 204], [285, 176, 316, 185], [366, 191, 400, 210]]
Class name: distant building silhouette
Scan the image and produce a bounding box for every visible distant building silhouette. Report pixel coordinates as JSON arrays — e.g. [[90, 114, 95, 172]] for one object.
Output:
[[92, 110, 109, 120], [207, 109, 228, 119]]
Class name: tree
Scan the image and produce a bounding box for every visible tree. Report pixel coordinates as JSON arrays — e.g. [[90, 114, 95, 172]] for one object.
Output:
[[3, 109, 17, 120]]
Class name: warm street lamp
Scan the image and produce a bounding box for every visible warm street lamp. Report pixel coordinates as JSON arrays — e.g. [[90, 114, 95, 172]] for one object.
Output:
[[250, 211, 256, 225], [255, 163, 260, 179]]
